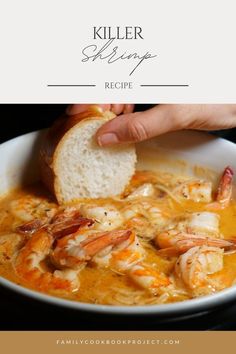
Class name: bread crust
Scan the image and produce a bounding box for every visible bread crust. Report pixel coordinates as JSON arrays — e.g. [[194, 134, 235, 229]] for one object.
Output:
[[39, 107, 115, 202]]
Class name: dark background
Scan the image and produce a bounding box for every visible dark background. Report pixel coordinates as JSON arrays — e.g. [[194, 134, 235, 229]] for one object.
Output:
[[0, 104, 236, 331], [0, 104, 67, 143], [0, 104, 236, 144]]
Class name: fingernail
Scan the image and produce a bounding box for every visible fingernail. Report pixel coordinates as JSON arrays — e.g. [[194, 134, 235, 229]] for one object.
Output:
[[97, 133, 119, 146]]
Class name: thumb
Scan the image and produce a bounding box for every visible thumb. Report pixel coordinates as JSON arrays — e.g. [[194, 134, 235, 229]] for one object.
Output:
[[96, 105, 180, 146]]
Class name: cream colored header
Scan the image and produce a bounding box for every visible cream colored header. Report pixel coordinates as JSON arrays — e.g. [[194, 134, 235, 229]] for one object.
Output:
[[1, 0, 236, 102]]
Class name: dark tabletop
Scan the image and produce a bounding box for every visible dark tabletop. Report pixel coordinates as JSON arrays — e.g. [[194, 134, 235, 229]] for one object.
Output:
[[0, 104, 236, 330]]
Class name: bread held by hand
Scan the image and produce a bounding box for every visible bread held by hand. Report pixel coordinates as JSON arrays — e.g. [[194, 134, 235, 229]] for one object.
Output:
[[40, 107, 137, 204]]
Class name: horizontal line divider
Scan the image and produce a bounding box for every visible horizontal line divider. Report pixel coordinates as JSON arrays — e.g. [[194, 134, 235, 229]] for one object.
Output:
[[140, 84, 189, 87], [47, 84, 96, 87]]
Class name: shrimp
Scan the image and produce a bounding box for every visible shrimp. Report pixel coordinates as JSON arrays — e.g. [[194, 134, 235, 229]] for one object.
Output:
[[91, 232, 170, 295], [155, 211, 236, 255], [51, 225, 171, 295], [183, 212, 220, 237], [126, 183, 156, 199], [10, 195, 57, 222], [16, 208, 94, 238], [14, 228, 81, 292], [167, 212, 221, 238], [175, 245, 225, 296], [79, 204, 123, 231], [93, 231, 144, 271], [16, 219, 45, 235], [156, 230, 236, 256], [48, 209, 94, 238], [173, 179, 212, 203], [207, 166, 234, 210], [51, 229, 132, 269], [128, 263, 170, 295], [122, 200, 169, 240], [13, 210, 95, 292], [52, 225, 160, 294]]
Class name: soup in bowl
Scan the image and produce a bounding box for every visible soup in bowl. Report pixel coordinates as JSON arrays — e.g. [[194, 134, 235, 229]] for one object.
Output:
[[0, 130, 236, 316]]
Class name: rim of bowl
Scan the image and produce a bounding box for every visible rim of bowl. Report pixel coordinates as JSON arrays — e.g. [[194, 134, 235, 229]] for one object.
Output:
[[1, 275, 236, 315]]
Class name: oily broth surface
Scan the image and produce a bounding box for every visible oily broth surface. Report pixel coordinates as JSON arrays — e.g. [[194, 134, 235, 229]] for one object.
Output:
[[0, 171, 236, 305]]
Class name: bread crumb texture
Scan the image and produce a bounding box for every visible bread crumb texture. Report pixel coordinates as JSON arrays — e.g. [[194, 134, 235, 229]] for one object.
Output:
[[54, 119, 136, 203]]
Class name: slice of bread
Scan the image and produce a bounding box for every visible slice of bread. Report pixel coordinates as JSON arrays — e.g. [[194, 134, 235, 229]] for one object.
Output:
[[40, 106, 137, 204]]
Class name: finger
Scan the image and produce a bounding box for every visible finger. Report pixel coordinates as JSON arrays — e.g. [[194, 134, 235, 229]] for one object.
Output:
[[66, 104, 111, 115], [123, 104, 135, 114], [110, 104, 125, 115], [96, 105, 179, 146], [110, 104, 135, 115]]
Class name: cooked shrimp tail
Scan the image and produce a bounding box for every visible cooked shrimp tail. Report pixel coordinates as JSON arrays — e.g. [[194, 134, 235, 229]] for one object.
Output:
[[49, 215, 94, 238], [51, 229, 133, 268], [16, 219, 44, 235], [156, 232, 236, 256], [216, 166, 234, 203], [16, 209, 94, 238], [79, 230, 132, 258], [207, 166, 234, 210]]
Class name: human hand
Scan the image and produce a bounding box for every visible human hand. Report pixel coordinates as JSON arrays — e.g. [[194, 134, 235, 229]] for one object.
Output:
[[67, 104, 236, 146]]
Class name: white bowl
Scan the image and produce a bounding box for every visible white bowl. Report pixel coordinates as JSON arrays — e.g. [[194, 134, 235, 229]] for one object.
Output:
[[1, 129, 236, 317]]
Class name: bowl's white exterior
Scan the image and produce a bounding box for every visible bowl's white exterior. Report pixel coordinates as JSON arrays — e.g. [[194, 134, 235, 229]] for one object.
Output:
[[0, 130, 236, 316]]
